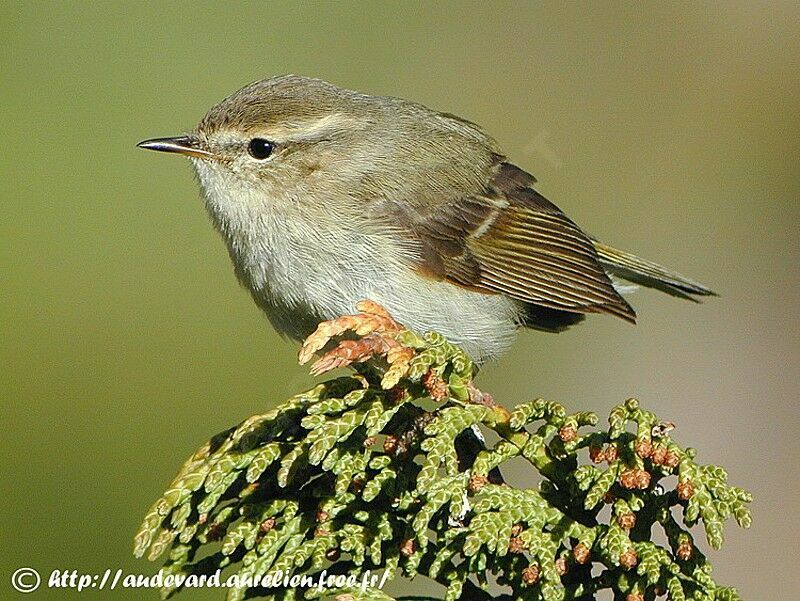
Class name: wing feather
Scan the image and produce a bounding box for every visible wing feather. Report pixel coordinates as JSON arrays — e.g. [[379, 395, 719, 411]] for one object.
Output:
[[407, 159, 636, 322]]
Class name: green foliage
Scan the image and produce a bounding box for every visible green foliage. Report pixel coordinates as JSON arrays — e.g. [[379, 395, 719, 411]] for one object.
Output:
[[135, 326, 751, 601]]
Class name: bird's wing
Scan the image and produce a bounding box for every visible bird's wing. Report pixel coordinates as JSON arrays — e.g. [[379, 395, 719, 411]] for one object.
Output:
[[403, 159, 636, 322]]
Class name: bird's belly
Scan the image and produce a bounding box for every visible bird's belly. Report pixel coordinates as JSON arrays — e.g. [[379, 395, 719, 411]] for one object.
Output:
[[241, 235, 520, 364], [198, 171, 519, 362]]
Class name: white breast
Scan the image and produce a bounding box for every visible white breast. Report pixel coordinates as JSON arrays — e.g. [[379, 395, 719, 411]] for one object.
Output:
[[192, 159, 521, 364]]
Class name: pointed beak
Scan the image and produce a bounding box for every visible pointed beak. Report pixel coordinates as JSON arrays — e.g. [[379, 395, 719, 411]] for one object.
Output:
[[136, 135, 218, 160]]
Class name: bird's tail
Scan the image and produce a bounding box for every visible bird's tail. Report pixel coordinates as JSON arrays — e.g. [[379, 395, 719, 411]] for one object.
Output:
[[592, 240, 717, 300]]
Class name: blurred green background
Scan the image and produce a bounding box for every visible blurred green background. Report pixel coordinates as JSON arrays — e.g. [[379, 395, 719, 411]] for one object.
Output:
[[2, 1, 798, 599]]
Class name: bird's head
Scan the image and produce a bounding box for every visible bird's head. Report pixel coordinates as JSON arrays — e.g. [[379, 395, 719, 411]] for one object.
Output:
[[138, 75, 495, 228]]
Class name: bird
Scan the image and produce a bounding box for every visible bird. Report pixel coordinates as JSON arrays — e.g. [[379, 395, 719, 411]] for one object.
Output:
[[138, 75, 714, 366]]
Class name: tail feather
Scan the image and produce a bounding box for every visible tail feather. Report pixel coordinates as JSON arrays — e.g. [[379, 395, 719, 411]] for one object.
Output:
[[592, 240, 717, 300]]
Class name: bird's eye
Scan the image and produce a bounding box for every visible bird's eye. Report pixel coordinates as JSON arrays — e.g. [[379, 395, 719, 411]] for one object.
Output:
[[247, 138, 274, 160]]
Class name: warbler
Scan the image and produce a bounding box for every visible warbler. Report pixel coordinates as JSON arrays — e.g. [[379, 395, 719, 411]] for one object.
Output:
[[139, 75, 713, 365]]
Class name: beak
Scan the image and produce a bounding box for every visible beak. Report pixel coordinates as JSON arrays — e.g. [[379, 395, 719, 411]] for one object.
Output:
[[137, 135, 218, 160]]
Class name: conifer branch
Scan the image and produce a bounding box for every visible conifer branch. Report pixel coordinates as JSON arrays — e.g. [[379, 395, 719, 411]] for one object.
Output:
[[135, 302, 752, 601]]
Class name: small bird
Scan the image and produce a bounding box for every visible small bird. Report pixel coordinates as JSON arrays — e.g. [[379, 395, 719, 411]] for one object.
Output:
[[139, 75, 714, 365]]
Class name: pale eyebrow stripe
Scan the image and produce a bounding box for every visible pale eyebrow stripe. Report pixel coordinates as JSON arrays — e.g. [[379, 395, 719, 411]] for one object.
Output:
[[280, 113, 353, 140], [212, 113, 354, 145]]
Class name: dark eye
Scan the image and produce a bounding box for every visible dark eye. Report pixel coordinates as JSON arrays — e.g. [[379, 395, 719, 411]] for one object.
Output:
[[247, 138, 274, 160]]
